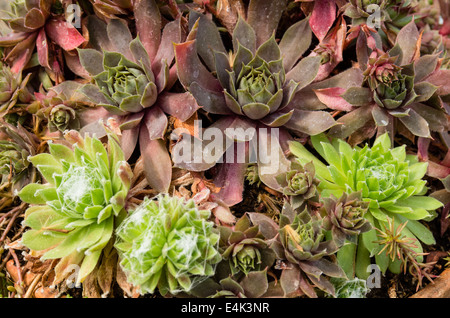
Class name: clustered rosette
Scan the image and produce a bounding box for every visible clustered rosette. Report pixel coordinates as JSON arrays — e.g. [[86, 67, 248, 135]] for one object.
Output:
[[276, 160, 319, 209], [174, 12, 333, 132], [0, 63, 33, 118], [115, 194, 221, 296], [0, 120, 39, 200], [290, 132, 443, 279], [218, 214, 275, 276], [0, 0, 85, 73], [271, 204, 345, 298], [0, 0, 447, 299], [78, 0, 198, 193], [314, 20, 449, 141], [321, 192, 372, 247], [29, 81, 96, 133], [18, 130, 132, 285]]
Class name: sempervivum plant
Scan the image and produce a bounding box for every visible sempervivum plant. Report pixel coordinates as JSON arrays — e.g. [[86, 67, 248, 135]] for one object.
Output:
[[270, 203, 345, 298], [290, 132, 442, 279], [173, 2, 337, 205], [0, 63, 33, 118], [174, 9, 332, 133], [0, 121, 39, 204], [321, 192, 372, 247], [344, 0, 418, 44], [0, 0, 85, 73], [88, 0, 133, 20], [18, 130, 133, 285], [79, 0, 198, 193], [314, 20, 450, 141], [29, 81, 96, 133], [218, 214, 275, 276], [115, 194, 221, 296], [275, 160, 319, 209]]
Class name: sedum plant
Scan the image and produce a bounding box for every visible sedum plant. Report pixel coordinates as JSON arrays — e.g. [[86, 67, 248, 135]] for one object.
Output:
[[18, 129, 132, 285], [115, 194, 221, 296], [290, 132, 442, 279]]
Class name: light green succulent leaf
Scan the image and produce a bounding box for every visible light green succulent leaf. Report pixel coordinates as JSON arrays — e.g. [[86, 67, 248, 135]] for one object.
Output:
[[398, 208, 432, 221], [19, 183, 54, 205], [21, 229, 67, 251], [397, 215, 435, 245], [41, 227, 85, 260], [372, 132, 391, 150], [406, 162, 428, 183], [23, 206, 66, 231], [396, 196, 443, 211], [28, 153, 61, 170], [76, 250, 102, 285], [289, 141, 332, 182], [48, 143, 75, 164]]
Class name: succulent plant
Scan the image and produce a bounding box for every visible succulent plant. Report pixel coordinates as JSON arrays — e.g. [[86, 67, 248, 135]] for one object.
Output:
[[174, 9, 333, 132], [327, 277, 370, 298], [420, 25, 449, 58], [270, 203, 345, 298], [315, 20, 450, 141], [344, 0, 418, 44], [362, 49, 402, 91], [290, 132, 442, 279], [172, 2, 337, 205], [374, 216, 436, 289], [0, 63, 33, 118], [190, 270, 270, 298], [29, 81, 96, 133], [115, 194, 221, 296], [0, 0, 85, 72], [321, 192, 372, 247], [18, 130, 133, 285], [79, 0, 198, 193], [88, 0, 133, 20], [0, 121, 39, 202], [275, 160, 319, 209], [218, 213, 275, 276], [245, 164, 261, 187]]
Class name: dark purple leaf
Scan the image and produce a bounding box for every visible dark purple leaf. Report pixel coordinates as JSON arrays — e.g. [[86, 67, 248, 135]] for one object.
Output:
[[247, 0, 288, 47], [134, 0, 161, 61], [174, 40, 223, 92], [156, 92, 199, 122]]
